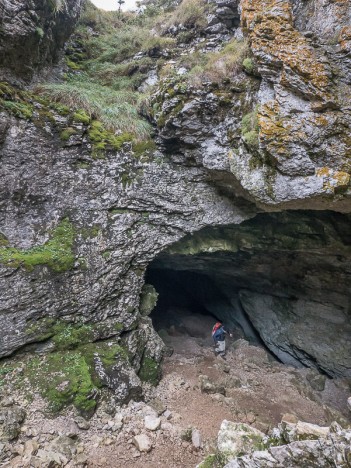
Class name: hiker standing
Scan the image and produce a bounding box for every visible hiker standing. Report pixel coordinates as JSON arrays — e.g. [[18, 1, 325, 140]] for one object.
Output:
[[212, 322, 232, 358]]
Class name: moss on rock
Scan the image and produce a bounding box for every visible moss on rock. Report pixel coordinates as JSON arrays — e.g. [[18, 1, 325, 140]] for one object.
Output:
[[27, 351, 97, 416], [138, 355, 160, 385], [88, 120, 133, 155], [0, 218, 75, 272]]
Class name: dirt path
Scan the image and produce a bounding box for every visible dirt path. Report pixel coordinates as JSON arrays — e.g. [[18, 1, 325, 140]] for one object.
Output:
[[87, 332, 350, 467]]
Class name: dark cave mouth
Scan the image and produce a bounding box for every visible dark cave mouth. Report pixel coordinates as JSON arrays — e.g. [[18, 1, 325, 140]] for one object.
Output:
[[146, 267, 276, 360], [145, 210, 351, 379]]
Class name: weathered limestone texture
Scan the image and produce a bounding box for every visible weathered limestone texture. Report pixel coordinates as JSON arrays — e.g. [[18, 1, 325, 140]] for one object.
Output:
[[231, 0, 351, 209], [0, 0, 85, 83]]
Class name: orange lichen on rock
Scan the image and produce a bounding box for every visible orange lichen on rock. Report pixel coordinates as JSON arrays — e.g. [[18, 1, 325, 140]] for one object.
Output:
[[316, 167, 350, 192], [241, 0, 332, 100], [339, 26, 351, 52], [258, 102, 300, 158]]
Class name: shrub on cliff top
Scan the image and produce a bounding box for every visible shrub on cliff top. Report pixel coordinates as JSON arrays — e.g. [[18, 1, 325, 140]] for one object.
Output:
[[164, 0, 208, 30]]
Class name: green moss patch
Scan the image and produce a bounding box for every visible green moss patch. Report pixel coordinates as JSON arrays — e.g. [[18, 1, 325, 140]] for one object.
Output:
[[60, 127, 77, 141], [1, 100, 34, 119], [138, 355, 160, 385], [27, 352, 97, 415], [52, 323, 95, 350], [73, 109, 91, 124], [0, 218, 75, 272], [24, 339, 130, 416], [241, 109, 259, 150], [88, 120, 133, 154]]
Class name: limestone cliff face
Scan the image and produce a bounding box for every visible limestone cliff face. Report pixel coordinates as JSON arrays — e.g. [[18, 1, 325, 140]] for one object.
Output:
[[236, 0, 351, 208], [0, 0, 85, 83], [0, 0, 350, 410]]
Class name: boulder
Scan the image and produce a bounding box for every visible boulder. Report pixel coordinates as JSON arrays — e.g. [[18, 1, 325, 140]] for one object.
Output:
[[133, 434, 152, 453], [224, 422, 351, 468], [0, 0, 85, 83], [144, 415, 161, 431], [217, 421, 265, 458], [306, 370, 326, 392], [280, 419, 329, 443], [0, 406, 26, 441]]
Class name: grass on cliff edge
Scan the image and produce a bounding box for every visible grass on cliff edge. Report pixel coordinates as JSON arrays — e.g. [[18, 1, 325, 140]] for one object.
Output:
[[36, 1, 176, 141], [0, 218, 75, 272]]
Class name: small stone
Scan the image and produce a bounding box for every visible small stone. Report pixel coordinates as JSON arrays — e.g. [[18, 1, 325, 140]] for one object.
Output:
[[133, 434, 152, 452], [104, 438, 113, 446], [75, 417, 90, 431], [148, 398, 166, 416], [347, 397, 351, 412], [114, 413, 124, 424], [306, 370, 326, 392], [246, 412, 256, 424], [1, 398, 14, 407], [164, 410, 172, 420], [191, 429, 202, 449], [144, 415, 161, 431], [74, 453, 88, 465]]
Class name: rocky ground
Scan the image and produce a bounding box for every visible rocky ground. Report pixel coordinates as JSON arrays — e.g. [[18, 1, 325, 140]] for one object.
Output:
[[0, 317, 350, 467]]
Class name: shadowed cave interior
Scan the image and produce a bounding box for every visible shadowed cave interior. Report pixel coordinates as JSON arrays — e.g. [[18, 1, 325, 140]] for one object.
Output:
[[146, 211, 351, 379]]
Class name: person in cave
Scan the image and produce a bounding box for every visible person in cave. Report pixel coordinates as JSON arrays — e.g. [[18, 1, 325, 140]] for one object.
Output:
[[212, 322, 233, 359]]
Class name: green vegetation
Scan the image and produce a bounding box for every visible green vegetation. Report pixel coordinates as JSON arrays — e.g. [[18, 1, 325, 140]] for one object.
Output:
[[187, 39, 249, 85], [88, 120, 133, 153], [241, 108, 260, 149], [242, 57, 254, 74], [35, 27, 44, 39], [0, 218, 75, 272], [22, 317, 130, 415], [27, 351, 97, 415], [1, 100, 33, 119], [197, 452, 229, 467], [35, 1, 178, 144], [60, 127, 77, 141], [40, 78, 151, 139], [164, 0, 208, 29], [52, 323, 95, 350], [138, 355, 160, 385], [73, 109, 91, 124]]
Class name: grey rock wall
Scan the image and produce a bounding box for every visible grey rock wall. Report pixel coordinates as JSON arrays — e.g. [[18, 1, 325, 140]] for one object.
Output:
[[0, 0, 85, 83]]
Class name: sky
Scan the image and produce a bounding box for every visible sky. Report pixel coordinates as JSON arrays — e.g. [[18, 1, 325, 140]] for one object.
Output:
[[90, 0, 138, 11]]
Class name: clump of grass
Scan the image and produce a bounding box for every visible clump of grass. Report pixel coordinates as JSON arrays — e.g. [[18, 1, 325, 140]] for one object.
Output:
[[50, 0, 67, 14], [1, 100, 33, 119], [242, 57, 254, 74], [187, 39, 250, 85], [37, 77, 152, 139], [241, 108, 259, 149], [164, 0, 208, 29]]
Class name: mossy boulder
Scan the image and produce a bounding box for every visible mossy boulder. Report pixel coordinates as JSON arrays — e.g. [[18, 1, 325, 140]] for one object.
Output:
[[139, 284, 159, 316]]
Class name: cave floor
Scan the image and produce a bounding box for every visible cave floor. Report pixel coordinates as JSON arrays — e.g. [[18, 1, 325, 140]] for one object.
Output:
[[87, 329, 350, 468]]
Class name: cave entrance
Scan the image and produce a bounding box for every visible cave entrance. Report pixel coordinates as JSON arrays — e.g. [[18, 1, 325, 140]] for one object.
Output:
[[145, 211, 351, 379], [147, 267, 260, 352]]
